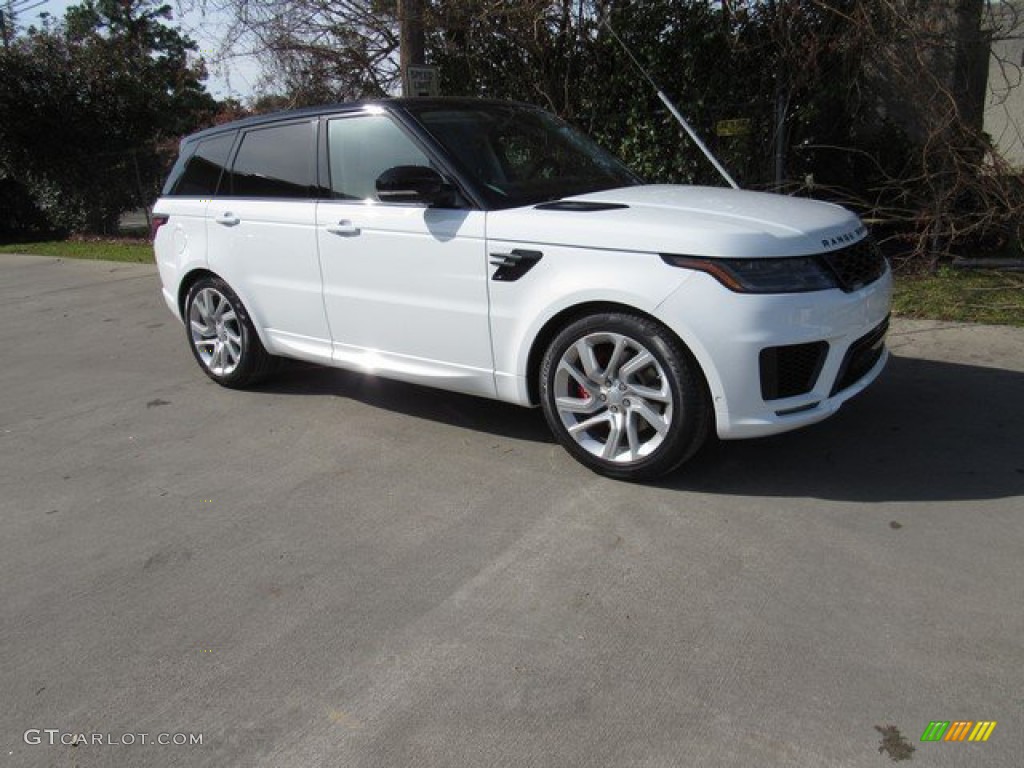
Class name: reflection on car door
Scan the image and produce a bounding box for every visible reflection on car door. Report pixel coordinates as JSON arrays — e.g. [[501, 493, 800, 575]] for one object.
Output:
[[315, 112, 494, 398]]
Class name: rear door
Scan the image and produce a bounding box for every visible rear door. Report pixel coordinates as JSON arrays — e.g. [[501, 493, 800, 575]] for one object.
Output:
[[205, 118, 332, 362]]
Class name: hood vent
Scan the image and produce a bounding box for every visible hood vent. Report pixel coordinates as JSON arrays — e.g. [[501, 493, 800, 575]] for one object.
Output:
[[534, 201, 629, 212]]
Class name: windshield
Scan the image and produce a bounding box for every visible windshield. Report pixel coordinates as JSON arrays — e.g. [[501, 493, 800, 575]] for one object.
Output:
[[404, 102, 642, 209]]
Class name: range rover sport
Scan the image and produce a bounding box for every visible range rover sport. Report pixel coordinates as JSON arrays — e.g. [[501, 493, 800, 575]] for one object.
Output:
[[153, 98, 892, 480]]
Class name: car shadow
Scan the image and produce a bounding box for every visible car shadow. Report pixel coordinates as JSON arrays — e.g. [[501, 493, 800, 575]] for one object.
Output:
[[663, 355, 1024, 503], [256, 361, 554, 445], [257, 356, 1023, 503]]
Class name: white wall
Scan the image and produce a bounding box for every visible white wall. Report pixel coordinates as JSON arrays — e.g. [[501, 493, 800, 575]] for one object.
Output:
[[984, 2, 1024, 170]]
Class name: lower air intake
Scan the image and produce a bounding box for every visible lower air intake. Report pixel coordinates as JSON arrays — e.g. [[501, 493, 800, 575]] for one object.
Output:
[[760, 341, 829, 401]]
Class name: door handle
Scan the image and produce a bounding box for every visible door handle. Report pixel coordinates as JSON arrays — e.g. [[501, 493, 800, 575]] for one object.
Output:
[[326, 220, 360, 236], [214, 212, 240, 226]]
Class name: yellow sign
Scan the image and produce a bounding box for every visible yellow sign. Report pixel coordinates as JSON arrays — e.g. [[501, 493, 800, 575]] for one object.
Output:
[[716, 119, 751, 137]]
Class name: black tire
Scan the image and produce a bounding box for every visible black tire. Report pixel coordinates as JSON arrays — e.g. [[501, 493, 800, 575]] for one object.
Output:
[[183, 275, 274, 389], [539, 312, 710, 480]]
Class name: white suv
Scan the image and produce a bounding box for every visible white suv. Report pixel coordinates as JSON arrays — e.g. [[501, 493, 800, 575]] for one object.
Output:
[[153, 99, 892, 480]]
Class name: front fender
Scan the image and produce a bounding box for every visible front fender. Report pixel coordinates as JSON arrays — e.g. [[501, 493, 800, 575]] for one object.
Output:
[[486, 244, 687, 405]]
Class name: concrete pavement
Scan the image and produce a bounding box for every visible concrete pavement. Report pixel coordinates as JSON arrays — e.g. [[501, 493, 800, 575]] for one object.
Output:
[[1, 253, 1021, 767]]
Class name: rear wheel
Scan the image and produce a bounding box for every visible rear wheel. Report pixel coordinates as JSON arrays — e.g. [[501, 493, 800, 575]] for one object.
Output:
[[184, 276, 273, 388], [539, 313, 710, 480]]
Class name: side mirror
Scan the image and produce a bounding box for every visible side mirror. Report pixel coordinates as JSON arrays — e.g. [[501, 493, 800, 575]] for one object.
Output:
[[375, 165, 453, 206]]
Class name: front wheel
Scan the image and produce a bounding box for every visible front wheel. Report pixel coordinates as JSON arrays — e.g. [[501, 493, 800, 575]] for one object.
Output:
[[184, 276, 273, 388], [539, 313, 710, 480]]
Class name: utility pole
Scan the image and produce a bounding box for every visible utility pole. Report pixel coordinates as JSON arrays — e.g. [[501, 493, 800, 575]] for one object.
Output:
[[399, 0, 425, 96], [1, 7, 10, 49]]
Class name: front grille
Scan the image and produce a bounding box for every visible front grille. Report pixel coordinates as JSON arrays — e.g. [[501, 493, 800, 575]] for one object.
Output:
[[820, 238, 887, 292], [760, 341, 829, 401], [830, 316, 889, 396]]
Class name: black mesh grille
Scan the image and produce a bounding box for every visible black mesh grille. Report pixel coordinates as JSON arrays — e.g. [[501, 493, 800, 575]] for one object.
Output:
[[760, 341, 829, 401], [820, 238, 887, 292], [830, 317, 889, 396]]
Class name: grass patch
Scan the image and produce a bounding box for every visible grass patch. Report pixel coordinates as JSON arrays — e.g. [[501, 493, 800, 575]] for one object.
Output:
[[894, 268, 1024, 327], [0, 238, 153, 263]]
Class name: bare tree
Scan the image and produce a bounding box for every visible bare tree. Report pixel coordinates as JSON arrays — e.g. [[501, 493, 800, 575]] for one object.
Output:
[[187, 0, 402, 105], [847, 0, 1022, 266], [188, 0, 1023, 265], [748, 0, 1023, 266]]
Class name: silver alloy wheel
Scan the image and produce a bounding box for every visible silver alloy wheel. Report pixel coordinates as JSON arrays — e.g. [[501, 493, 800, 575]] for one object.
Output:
[[188, 287, 242, 376], [552, 331, 674, 463]]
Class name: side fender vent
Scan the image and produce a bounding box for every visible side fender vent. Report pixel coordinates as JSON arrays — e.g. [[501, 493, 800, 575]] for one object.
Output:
[[490, 249, 543, 282]]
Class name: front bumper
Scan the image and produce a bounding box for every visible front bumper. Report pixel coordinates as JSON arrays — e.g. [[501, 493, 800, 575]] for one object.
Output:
[[654, 266, 893, 439]]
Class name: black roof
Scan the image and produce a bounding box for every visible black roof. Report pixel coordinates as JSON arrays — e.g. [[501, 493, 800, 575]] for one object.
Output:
[[182, 97, 540, 145]]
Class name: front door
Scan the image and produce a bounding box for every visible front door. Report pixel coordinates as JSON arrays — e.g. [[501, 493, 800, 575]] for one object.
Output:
[[315, 112, 494, 398]]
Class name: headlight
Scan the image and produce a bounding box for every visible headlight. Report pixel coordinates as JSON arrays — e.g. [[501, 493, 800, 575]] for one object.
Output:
[[661, 254, 838, 293]]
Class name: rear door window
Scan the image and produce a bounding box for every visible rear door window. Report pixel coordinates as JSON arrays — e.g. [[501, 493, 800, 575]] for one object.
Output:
[[228, 122, 315, 199]]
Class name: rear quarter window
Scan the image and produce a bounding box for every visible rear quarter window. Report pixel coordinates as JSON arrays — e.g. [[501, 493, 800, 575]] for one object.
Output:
[[165, 132, 236, 197]]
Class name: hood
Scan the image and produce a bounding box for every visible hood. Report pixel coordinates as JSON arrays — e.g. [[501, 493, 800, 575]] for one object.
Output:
[[486, 185, 866, 258]]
